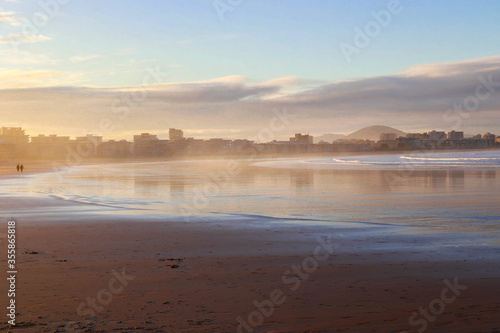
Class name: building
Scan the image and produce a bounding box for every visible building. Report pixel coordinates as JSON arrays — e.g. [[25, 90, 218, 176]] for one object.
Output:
[[69, 134, 103, 158], [0, 127, 29, 145], [447, 131, 464, 140], [30, 134, 70, 158], [406, 133, 430, 140], [290, 133, 313, 144], [203, 138, 232, 154], [256, 141, 308, 154], [483, 133, 496, 147], [232, 139, 254, 154], [169, 128, 184, 141], [134, 133, 158, 155], [375, 140, 399, 150], [133, 133, 168, 156], [429, 130, 447, 140], [333, 140, 374, 152], [483, 132, 496, 140], [380, 133, 398, 141], [184, 138, 205, 154], [0, 127, 29, 157], [98, 140, 133, 157], [396, 137, 421, 149]]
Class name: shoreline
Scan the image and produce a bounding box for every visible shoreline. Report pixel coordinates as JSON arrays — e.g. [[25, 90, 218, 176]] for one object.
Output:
[[2, 147, 498, 176], [0, 148, 500, 177], [0, 161, 58, 177]]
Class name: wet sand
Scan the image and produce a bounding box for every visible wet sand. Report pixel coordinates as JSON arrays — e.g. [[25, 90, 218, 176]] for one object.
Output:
[[1, 200, 499, 332]]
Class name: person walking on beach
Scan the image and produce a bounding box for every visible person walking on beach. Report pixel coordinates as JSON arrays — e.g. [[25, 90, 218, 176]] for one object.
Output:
[[16, 164, 20, 173], [20, 164, 24, 173]]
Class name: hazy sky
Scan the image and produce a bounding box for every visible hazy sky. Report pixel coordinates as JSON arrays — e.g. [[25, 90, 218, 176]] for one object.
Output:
[[1, 0, 500, 140]]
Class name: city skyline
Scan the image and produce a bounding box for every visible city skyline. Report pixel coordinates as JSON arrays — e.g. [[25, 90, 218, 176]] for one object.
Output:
[[1, 125, 497, 161], [1, 124, 498, 143]]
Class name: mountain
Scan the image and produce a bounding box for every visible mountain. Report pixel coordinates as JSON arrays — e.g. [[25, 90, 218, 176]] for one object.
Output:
[[345, 125, 406, 141], [314, 133, 346, 143]]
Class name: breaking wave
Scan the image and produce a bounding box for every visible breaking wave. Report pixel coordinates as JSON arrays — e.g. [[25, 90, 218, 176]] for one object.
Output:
[[253, 150, 500, 170]]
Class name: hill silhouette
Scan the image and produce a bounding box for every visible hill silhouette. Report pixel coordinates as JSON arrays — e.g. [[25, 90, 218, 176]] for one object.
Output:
[[345, 125, 406, 141]]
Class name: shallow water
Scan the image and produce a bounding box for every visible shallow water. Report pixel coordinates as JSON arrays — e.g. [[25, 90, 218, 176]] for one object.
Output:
[[1, 151, 499, 237], [254, 150, 500, 170]]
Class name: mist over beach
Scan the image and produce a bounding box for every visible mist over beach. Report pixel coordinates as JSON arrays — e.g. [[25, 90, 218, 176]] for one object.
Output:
[[1, 1, 500, 332]]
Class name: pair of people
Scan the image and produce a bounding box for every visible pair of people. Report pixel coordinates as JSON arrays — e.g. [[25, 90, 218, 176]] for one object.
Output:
[[16, 164, 24, 173]]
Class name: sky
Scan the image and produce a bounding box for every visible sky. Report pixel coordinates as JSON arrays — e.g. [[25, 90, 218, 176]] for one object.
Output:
[[1, 0, 500, 140]]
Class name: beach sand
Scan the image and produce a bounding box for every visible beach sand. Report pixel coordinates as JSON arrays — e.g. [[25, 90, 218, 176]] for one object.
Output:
[[0, 159, 144, 177], [0, 162, 58, 177], [1, 202, 499, 333]]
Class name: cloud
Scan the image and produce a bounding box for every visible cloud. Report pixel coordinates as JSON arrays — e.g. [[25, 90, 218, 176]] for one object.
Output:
[[277, 55, 500, 116], [0, 55, 499, 139], [0, 33, 52, 43], [400, 55, 500, 78], [258, 76, 331, 99], [0, 69, 86, 88], [105, 75, 280, 104], [198, 75, 247, 84], [70, 54, 102, 63], [0, 11, 22, 27], [260, 76, 302, 87], [0, 9, 49, 38]]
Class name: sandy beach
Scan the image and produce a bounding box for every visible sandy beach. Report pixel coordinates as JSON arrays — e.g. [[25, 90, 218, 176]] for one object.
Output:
[[1, 212, 499, 333], [0, 162, 58, 177], [0, 192, 498, 333]]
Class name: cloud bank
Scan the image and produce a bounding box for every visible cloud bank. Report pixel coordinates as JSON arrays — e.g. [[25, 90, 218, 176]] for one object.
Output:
[[1, 55, 499, 139]]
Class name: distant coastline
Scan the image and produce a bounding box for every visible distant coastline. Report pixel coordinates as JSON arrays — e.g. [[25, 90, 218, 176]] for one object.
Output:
[[1, 126, 499, 162]]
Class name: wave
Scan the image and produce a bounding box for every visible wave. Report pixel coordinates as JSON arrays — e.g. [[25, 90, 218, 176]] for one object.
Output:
[[401, 156, 500, 162], [254, 150, 500, 170]]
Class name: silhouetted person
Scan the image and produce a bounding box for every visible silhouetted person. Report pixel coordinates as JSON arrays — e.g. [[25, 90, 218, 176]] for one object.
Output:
[[20, 164, 24, 173], [16, 164, 20, 173]]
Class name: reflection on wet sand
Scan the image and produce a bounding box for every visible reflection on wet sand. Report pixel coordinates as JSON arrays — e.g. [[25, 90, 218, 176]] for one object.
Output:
[[4, 159, 499, 233], [169, 180, 185, 198], [377, 169, 500, 191], [290, 169, 314, 188]]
